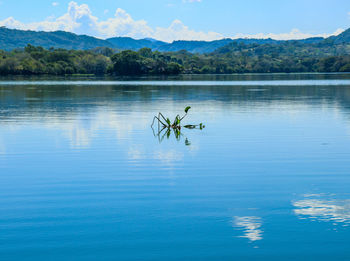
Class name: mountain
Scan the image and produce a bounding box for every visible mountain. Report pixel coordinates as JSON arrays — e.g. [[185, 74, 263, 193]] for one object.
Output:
[[107, 38, 236, 53], [0, 27, 114, 51], [296, 37, 325, 44], [107, 37, 326, 54], [326, 28, 350, 44], [156, 39, 232, 53], [0, 27, 348, 54], [156, 39, 283, 53], [106, 37, 167, 50]]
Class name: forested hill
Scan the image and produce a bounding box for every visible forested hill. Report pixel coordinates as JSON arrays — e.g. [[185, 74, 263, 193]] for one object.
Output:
[[0, 27, 114, 50], [1, 26, 350, 53], [106, 37, 167, 51], [326, 28, 350, 44]]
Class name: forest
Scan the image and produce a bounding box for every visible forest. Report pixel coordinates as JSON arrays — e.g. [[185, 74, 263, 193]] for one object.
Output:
[[0, 41, 350, 76]]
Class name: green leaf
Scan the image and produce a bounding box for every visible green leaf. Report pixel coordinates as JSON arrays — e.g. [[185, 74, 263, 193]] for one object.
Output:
[[174, 129, 180, 139], [184, 106, 191, 114], [184, 125, 196, 129], [173, 116, 180, 126], [166, 118, 171, 125]]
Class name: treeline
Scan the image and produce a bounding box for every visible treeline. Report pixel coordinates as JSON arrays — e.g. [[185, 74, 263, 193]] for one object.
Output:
[[204, 41, 350, 73], [111, 48, 183, 75], [0, 45, 111, 75], [0, 45, 183, 76], [0, 43, 350, 76]]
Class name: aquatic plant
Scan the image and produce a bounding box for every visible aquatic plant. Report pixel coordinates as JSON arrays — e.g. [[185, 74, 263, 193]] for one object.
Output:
[[151, 106, 205, 145]]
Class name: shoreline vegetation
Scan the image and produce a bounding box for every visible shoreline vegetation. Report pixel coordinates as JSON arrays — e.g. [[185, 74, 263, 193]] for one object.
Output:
[[0, 43, 350, 76]]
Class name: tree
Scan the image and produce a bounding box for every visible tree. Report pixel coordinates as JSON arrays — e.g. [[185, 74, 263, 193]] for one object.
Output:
[[111, 50, 143, 75]]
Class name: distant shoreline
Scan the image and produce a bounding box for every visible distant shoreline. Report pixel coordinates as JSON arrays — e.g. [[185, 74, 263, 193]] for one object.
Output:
[[1, 43, 350, 76]]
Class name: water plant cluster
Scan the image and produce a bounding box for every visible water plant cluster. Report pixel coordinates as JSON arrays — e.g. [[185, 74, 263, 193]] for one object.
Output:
[[151, 106, 205, 144]]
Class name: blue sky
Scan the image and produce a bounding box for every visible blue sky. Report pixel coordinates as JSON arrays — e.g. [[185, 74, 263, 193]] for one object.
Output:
[[0, 0, 349, 42]]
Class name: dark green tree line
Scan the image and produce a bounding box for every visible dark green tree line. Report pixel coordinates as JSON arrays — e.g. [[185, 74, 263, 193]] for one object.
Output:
[[1, 42, 350, 76]]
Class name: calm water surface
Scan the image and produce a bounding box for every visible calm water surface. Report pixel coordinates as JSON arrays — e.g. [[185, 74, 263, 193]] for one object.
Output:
[[1, 74, 350, 260]]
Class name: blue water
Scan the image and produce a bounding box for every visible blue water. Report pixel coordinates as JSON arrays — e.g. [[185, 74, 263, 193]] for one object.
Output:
[[1, 74, 350, 260]]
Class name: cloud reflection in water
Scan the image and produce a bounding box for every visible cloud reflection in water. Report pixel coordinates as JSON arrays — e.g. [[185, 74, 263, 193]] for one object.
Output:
[[233, 216, 263, 242], [293, 195, 350, 225]]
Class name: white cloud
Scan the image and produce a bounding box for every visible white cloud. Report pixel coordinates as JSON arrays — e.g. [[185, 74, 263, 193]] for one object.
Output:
[[97, 8, 153, 39], [0, 1, 344, 42], [153, 20, 223, 41], [52, 2, 59, 7], [0, 1, 218, 42], [0, 2, 99, 35]]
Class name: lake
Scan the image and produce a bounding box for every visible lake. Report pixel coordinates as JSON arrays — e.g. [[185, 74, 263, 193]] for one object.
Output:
[[1, 73, 350, 260]]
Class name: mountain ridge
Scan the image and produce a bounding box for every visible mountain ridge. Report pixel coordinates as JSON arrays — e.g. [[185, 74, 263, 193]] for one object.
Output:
[[0, 27, 114, 51], [0, 27, 349, 53]]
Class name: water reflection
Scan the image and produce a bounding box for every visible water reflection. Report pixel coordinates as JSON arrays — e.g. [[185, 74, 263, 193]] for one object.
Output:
[[127, 146, 184, 166], [153, 149, 184, 165], [1, 72, 350, 82], [1, 75, 350, 259], [3, 79, 350, 117], [38, 109, 148, 149], [0, 138, 5, 155], [293, 195, 350, 225], [233, 216, 263, 242], [152, 126, 197, 146]]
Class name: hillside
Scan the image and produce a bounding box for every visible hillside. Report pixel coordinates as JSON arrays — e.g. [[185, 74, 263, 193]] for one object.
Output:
[[327, 28, 350, 44], [156, 39, 232, 53], [106, 37, 167, 50], [0, 27, 114, 51], [0, 27, 349, 54], [214, 38, 350, 58]]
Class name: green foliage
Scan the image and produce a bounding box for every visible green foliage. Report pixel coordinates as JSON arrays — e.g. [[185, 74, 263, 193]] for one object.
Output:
[[151, 106, 204, 131], [167, 40, 350, 74], [0, 44, 112, 75], [1, 41, 350, 76], [110, 48, 184, 75]]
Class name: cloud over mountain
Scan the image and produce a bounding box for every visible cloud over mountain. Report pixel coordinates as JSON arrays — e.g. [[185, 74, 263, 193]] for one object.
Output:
[[0, 1, 221, 42], [0, 1, 344, 42]]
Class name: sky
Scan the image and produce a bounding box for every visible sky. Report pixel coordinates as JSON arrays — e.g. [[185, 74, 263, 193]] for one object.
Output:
[[0, 0, 349, 42]]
